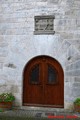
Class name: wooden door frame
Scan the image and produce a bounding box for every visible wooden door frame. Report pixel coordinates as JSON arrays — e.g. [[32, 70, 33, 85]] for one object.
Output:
[[22, 55, 64, 108]]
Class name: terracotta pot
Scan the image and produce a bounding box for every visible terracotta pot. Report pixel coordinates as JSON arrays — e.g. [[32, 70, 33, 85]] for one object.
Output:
[[74, 104, 80, 112], [0, 102, 13, 110]]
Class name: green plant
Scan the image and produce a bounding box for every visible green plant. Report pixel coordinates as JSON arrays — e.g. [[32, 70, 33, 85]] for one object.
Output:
[[0, 93, 15, 102], [74, 98, 80, 105]]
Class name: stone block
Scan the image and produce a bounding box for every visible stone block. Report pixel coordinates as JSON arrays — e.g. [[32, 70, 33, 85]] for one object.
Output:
[[0, 28, 34, 35], [0, 22, 33, 29], [5, 63, 16, 69], [64, 102, 74, 110], [0, 57, 5, 62], [0, 17, 27, 23], [67, 53, 80, 64], [13, 93, 22, 106], [54, 25, 64, 32], [0, 80, 5, 86], [0, 63, 3, 69], [0, 85, 7, 93], [73, 0, 80, 6], [65, 77, 74, 82], [66, 60, 80, 71], [11, 85, 19, 93], [48, 0, 59, 4], [66, 0, 74, 7], [0, 42, 8, 47], [57, 40, 71, 57], [74, 77, 80, 82], [74, 44, 80, 52], [66, 70, 80, 76], [67, 39, 80, 45], [67, 45, 78, 60], [0, 36, 4, 42], [72, 88, 80, 97], [73, 82, 80, 87], [60, 32, 74, 39], [0, 48, 8, 56], [76, 20, 80, 28], [0, 0, 40, 3], [54, 19, 66, 26], [54, 19, 76, 27]]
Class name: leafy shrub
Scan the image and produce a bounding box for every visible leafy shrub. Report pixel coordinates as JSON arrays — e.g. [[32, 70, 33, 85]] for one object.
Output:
[[74, 98, 80, 105], [0, 93, 15, 102]]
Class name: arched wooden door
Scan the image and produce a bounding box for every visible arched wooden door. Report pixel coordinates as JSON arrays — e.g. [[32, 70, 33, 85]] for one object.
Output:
[[23, 56, 64, 108]]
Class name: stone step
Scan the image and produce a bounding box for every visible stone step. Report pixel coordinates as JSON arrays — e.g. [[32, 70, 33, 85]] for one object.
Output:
[[20, 106, 72, 113]]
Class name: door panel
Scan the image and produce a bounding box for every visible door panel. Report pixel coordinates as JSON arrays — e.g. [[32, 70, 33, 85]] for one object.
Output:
[[23, 60, 44, 104], [23, 56, 64, 107], [43, 58, 64, 106]]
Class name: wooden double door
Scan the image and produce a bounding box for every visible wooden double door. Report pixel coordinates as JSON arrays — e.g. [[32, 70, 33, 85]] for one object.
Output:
[[23, 56, 64, 108]]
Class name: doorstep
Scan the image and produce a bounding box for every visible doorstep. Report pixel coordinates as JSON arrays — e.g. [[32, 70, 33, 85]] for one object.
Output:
[[20, 106, 71, 112]]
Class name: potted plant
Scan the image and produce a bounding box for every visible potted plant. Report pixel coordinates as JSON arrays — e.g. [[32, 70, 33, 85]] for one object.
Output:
[[0, 93, 15, 110], [74, 98, 80, 112]]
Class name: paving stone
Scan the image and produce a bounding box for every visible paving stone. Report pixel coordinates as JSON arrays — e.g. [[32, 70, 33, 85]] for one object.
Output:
[[35, 113, 42, 117]]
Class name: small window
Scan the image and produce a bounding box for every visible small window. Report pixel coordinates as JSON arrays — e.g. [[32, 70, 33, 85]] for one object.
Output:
[[30, 64, 39, 84], [48, 64, 57, 84]]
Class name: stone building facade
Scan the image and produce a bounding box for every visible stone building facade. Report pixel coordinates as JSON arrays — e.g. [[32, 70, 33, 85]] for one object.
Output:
[[0, 0, 80, 110]]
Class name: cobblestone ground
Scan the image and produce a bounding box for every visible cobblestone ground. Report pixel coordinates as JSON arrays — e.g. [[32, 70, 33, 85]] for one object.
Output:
[[0, 109, 80, 120]]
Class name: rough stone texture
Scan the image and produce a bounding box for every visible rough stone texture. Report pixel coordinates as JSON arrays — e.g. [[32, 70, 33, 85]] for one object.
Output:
[[0, 0, 80, 110]]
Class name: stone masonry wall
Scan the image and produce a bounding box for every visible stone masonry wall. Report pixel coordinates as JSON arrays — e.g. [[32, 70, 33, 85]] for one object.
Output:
[[0, 0, 80, 109]]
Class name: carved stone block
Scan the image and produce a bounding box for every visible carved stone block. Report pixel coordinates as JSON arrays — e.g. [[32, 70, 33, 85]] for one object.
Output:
[[34, 16, 55, 34]]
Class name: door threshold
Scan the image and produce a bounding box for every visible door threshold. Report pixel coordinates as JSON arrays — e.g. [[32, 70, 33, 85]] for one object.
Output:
[[20, 106, 65, 112]]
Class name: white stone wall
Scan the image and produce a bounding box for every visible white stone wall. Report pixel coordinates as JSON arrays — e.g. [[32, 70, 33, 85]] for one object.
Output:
[[0, 0, 80, 109]]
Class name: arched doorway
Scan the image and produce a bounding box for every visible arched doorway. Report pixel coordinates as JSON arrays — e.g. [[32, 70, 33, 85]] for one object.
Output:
[[23, 55, 64, 108]]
